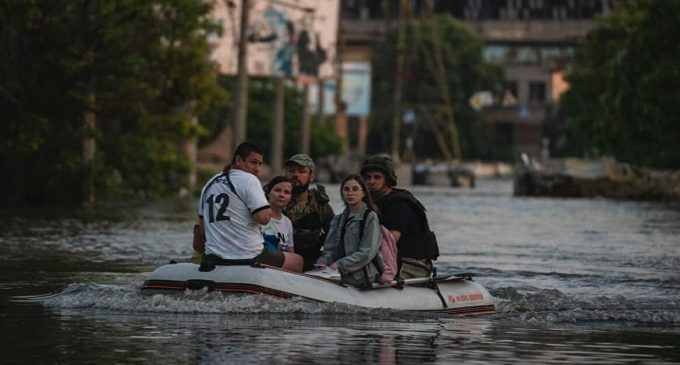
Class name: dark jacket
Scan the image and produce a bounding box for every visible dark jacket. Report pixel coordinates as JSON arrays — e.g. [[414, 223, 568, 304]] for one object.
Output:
[[375, 188, 439, 261]]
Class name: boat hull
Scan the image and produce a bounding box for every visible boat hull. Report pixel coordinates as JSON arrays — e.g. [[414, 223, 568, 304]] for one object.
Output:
[[142, 263, 495, 315]]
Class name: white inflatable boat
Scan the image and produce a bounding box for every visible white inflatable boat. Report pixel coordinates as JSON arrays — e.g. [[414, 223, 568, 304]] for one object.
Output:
[[142, 263, 495, 316]]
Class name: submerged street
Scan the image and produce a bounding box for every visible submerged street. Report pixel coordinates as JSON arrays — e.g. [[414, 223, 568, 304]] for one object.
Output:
[[4, 1, 680, 363], [1, 180, 679, 364]]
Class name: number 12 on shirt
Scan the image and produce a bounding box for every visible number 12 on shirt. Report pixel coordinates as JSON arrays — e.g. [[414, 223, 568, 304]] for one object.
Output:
[[206, 193, 230, 223]]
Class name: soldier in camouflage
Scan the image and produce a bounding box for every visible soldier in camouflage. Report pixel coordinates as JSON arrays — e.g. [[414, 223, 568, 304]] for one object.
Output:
[[284, 154, 335, 271]]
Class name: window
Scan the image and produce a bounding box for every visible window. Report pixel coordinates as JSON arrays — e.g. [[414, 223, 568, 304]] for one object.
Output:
[[495, 122, 514, 146], [483, 45, 509, 63], [516, 47, 540, 65], [529, 81, 546, 103], [502, 81, 519, 106]]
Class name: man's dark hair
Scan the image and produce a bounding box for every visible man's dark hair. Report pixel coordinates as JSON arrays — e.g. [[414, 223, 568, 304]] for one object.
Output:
[[232, 142, 263, 164]]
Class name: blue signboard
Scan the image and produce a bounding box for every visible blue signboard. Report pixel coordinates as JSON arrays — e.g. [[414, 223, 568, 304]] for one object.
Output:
[[309, 62, 372, 117]]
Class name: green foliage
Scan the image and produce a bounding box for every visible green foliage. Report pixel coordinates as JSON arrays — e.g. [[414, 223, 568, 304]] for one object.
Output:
[[0, 0, 225, 205], [561, 0, 680, 168], [246, 79, 303, 159], [309, 117, 343, 158], [370, 15, 503, 160], [198, 76, 341, 160]]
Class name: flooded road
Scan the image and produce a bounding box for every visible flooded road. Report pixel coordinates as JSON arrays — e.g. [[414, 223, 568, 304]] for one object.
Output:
[[1, 180, 679, 364]]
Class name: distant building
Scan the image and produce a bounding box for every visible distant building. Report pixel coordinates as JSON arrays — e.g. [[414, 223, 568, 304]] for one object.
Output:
[[339, 0, 618, 161]]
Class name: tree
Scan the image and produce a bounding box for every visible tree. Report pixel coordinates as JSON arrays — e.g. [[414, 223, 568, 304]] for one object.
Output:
[[370, 14, 503, 161], [561, 0, 680, 169], [0, 0, 225, 205], [199, 77, 341, 163]]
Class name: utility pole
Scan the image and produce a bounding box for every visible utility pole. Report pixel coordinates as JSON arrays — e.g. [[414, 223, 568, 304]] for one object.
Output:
[[358, 116, 368, 155], [232, 0, 250, 149], [82, 1, 97, 207], [334, 6, 348, 155], [423, 0, 462, 161], [391, 0, 409, 163], [301, 84, 312, 155], [82, 91, 96, 206], [271, 77, 285, 175], [305, 78, 325, 154], [182, 102, 198, 192], [317, 78, 325, 126]]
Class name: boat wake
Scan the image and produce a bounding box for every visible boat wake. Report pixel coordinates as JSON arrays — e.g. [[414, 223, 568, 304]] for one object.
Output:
[[13, 281, 397, 317], [14, 280, 680, 325], [492, 286, 680, 325]]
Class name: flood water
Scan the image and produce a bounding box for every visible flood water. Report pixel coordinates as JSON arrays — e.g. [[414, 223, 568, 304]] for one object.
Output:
[[1, 180, 679, 364]]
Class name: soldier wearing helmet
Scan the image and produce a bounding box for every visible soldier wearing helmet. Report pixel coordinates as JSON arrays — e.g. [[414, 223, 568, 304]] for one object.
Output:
[[360, 154, 439, 278]]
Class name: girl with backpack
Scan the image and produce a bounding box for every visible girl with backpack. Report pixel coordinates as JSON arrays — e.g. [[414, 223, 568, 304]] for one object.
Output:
[[315, 174, 385, 288]]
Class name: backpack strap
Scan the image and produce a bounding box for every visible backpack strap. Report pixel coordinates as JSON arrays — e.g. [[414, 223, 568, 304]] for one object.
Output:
[[341, 208, 371, 245], [336, 211, 350, 260], [224, 171, 242, 201], [360, 209, 386, 277], [360, 209, 376, 289], [225, 170, 251, 211], [336, 209, 372, 263], [359, 208, 370, 240]]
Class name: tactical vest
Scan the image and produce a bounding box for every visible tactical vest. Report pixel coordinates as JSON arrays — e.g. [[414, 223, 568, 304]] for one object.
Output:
[[285, 186, 332, 250]]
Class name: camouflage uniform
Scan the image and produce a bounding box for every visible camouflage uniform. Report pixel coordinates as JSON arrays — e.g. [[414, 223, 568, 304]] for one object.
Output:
[[285, 184, 335, 271]]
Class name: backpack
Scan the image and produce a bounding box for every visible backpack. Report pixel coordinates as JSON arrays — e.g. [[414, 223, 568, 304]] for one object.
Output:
[[376, 225, 398, 283], [356, 210, 398, 284]]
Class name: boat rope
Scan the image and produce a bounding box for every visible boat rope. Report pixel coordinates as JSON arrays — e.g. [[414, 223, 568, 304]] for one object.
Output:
[[429, 268, 448, 308], [429, 280, 448, 309]]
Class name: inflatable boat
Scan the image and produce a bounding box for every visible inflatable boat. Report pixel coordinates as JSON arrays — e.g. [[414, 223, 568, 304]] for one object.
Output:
[[142, 263, 495, 316]]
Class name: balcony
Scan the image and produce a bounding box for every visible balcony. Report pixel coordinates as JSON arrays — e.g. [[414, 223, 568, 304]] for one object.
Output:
[[463, 19, 595, 43], [341, 18, 595, 45]]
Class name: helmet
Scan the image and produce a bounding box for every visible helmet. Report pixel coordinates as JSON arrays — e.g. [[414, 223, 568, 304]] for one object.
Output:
[[360, 154, 397, 187]]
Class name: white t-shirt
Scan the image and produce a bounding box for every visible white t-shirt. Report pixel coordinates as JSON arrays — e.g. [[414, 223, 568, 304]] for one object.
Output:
[[261, 215, 295, 252], [197, 169, 270, 259]]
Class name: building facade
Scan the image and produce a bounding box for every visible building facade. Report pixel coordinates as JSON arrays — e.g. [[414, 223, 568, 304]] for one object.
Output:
[[339, 0, 618, 161]]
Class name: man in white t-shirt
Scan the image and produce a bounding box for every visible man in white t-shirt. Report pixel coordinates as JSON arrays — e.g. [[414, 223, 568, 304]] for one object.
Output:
[[195, 142, 291, 270]]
